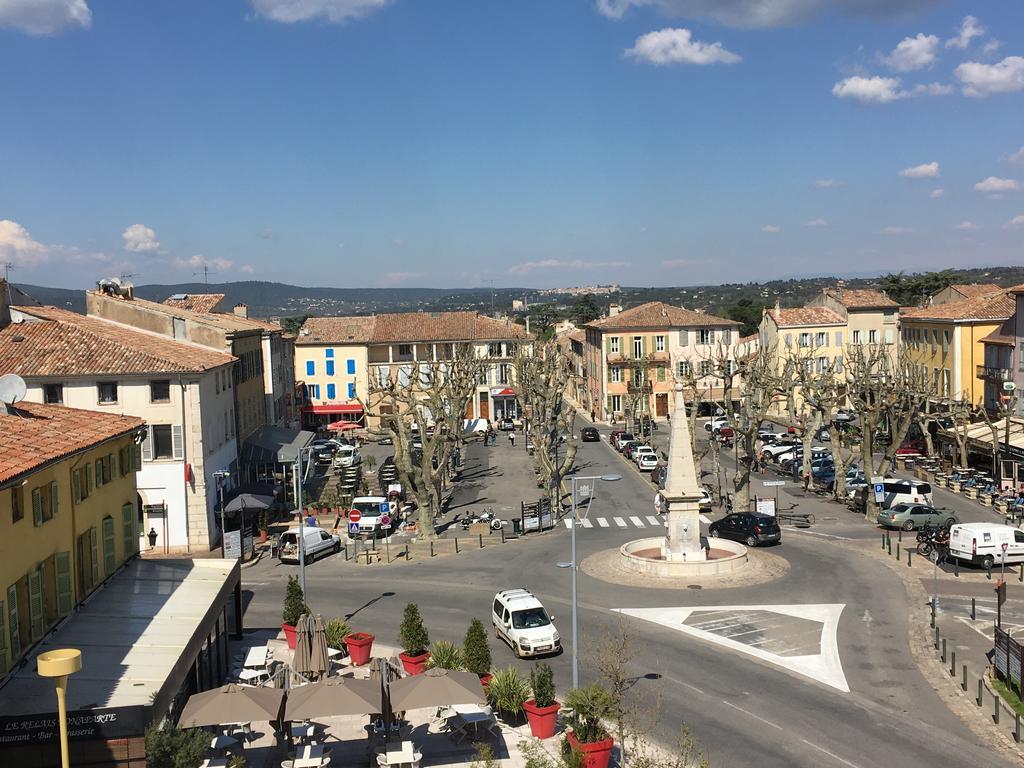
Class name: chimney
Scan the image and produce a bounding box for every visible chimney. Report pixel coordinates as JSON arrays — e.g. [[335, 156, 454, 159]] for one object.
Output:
[[608, 303, 621, 317], [233, 303, 249, 318], [0, 279, 9, 329], [525, 315, 531, 335]]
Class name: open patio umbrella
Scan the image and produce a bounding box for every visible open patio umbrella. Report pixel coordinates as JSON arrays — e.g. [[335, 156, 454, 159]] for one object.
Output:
[[327, 420, 361, 431], [224, 492, 274, 513], [387, 668, 486, 713], [285, 677, 383, 720], [178, 684, 284, 728]]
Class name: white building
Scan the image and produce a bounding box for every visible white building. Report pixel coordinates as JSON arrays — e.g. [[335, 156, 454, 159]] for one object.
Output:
[[0, 299, 238, 553]]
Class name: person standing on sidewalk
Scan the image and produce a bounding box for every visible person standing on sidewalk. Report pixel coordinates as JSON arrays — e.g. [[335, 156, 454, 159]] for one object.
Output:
[[509, 431, 516, 447]]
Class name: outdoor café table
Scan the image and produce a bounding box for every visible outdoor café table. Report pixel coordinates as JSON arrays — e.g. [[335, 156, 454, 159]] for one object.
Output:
[[291, 722, 319, 741], [199, 759, 228, 768], [210, 734, 238, 752], [244, 645, 271, 668], [377, 741, 416, 767], [238, 668, 267, 684], [451, 705, 494, 739], [294, 744, 325, 768]]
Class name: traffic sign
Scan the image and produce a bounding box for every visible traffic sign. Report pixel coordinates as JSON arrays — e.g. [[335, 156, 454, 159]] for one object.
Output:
[[380, 514, 391, 527], [762, 480, 786, 487], [348, 522, 360, 535], [349, 509, 362, 523], [379, 501, 390, 513], [1003, 542, 1009, 552]]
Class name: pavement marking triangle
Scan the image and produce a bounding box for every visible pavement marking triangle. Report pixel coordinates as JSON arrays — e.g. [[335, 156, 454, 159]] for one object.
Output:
[[614, 604, 849, 693]]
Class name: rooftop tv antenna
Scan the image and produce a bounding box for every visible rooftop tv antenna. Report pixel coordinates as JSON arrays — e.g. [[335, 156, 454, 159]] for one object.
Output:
[[193, 266, 215, 284], [0, 374, 27, 413]]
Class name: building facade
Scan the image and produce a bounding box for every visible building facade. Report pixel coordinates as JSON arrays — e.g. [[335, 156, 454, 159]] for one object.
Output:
[[0, 402, 144, 675], [294, 316, 374, 429]]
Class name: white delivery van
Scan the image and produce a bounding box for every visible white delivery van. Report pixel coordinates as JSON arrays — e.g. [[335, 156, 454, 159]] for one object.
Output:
[[349, 496, 400, 538], [491, 589, 561, 658], [880, 479, 933, 509], [278, 526, 341, 563], [949, 523, 1024, 569]]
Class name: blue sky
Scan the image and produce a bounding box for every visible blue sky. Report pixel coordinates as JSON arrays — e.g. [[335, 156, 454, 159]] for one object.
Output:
[[0, 0, 1022, 290]]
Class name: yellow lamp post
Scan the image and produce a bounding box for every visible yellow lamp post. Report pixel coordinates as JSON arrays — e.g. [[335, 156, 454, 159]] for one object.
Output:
[[37, 649, 82, 768]]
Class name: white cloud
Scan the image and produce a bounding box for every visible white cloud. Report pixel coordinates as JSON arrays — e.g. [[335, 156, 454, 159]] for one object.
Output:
[[240, 264, 256, 274], [383, 271, 424, 283], [946, 15, 985, 50], [974, 176, 1021, 193], [258, 228, 274, 240], [814, 179, 846, 189], [761, 224, 781, 233], [1007, 214, 1024, 228], [1008, 147, 1024, 167], [954, 221, 978, 230], [173, 254, 234, 271], [121, 223, 160, 253], [0, 0, 90, 35], [593, 0, 944, 29], [507, 259, 630, 275], [803, 218, 828, 227], [929, 188, 945, 198], [882, 226, 913, 234], [910, 82, 953, 96], [832, 75, 904, 104], [899, 161, 939, 179], [249, 0, 392, 23], [625, 27, 741, 65], [955, 57, 1024, 98], [0, 220, 48, 267], [882, 33, 939, 72]]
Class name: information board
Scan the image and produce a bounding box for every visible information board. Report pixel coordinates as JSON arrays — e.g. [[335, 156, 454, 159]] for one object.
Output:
[[755, 497, 777, 516]]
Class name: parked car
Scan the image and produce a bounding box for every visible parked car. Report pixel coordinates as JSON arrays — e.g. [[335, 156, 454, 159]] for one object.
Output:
[[637, 453, 660, 471], [708, 513, 781, 547], [762, 442, 799, 463], [278, 527, 341, 563], [623, 442, 642, 459], [310, 440, 336, 463], [491, 589, 561, 658], [878, 479, 933, 509], [614, 432, 636, 451], [651, 464, 667, 488], [698, 487, 713, 510], [705, 416, 730, 433], [632, 445, 656, 464], [609, 429, 625, 446], [348, 496, 400, 538], [333, 445, 361, 468], [833, 409, 856, 423], [877, 503, 956, 531], [949, 523, 1024, 569], [498, 418, 515, 431], [580, 426, 600, 442]]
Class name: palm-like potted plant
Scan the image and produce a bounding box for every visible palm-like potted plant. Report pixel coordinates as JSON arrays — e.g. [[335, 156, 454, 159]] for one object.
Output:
[[564, 684, 615, 768], [485, 665, 530, 724], [463, 618, 493, 687], [398, 603, 431, 675], [426, 639, 464, 671], [524, 662, 560, 739], [281, 575, 308, 650]]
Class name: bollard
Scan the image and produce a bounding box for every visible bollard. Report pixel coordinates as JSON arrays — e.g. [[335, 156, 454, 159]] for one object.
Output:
[[972, 598, 976, 621], [501, 527, 505, 544], [987, 562, 992, 580], [941, 638, 947, 663], [950, 650, 956, 676], [1020, 564, 1023, 583], [455, 537, 460, 554], [405, 544, 409, 561], [430, 541, 434, 558], [930, 598, 936, 628], [882, 533, 886, 550], [888, 539, 892, 555], [479, 533, 484, 549], [994, 693, 1000, 725], [934, 626, 940, 649], [897, 543, 901, 560], [898, 529, 903, 543], [954, 558, 959, 577], [978, 678, 984, 706], [908, 549, 912, 567], [344, 544, 349, 562], [962, 664, 968, 691], [1016, 712, 1021, 743]]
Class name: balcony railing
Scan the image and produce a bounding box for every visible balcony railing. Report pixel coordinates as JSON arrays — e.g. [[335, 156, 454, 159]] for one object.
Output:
[[977, 365, 1012, 382]]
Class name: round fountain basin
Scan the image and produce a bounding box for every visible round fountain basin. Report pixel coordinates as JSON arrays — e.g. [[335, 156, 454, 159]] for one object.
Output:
[[619, 537, 748, 577]]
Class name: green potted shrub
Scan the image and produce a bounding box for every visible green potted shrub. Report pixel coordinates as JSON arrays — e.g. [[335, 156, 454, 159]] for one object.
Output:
[[281, 575, 308, 649], [398, 603, 431, 674], [144, 722, 209, 768], [426, 639, 464, 670], [524, 662, 560, 739], [463, 618, 493, 687], [564, 684, 615, 768], [485, 665, 530, 723]]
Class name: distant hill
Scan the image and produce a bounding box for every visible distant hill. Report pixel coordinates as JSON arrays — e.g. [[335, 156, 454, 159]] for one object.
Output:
[[13, 265, 1024, 321]]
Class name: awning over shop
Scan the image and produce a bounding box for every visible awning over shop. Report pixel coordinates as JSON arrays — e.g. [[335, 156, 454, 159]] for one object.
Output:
[[490, 387, 516, 397], [241, 425, 315, 465], [939, 418, 1024, 459], [302, 404, 363, 415]]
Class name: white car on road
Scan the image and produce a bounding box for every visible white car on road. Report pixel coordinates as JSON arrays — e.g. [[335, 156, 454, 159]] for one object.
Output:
[[632, 445, 656, 465], [491, 589, 561, 658], [279, 527, 341, 563], [637, 453, 659, 471]]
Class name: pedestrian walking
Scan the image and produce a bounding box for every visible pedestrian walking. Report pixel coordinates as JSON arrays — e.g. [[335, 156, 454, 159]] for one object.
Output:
[[590, 408, 596, 423], [509, 431, 516, 447]]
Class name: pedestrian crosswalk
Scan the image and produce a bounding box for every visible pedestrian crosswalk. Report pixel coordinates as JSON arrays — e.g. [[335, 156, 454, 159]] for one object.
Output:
[[564, 513, 712, 530]]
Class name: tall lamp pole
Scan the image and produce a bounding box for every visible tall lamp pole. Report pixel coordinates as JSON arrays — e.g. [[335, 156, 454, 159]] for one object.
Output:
[[294, 446, 313, 598], [37, 649, 82, 768], [557, 473, 621, 689]]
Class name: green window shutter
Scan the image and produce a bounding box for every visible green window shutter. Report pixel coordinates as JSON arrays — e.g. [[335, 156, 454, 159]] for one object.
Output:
[[657, 365, 666, 382], [54, 553, 73, 617], [89, 527, 99, 586], [102, 517, 116, 576], [6, 586, 19, 658], [28, 571, 44, 641], [95, 459, 102, 487], [50, 481, 58, 518], [122, 504, 136, 558], [31, 489, 42, 526], [72, 470, 81, 505], [109, 452, 116, 478], [0, 597, 6, 674], [86, 463, 93, 495]]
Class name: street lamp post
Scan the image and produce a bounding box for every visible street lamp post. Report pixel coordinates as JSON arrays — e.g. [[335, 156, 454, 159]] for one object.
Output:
[[214, 470, 230, 559], [557, 473, 621, 690], [37, 648, 82, 768], [294, 446, 314, 598]]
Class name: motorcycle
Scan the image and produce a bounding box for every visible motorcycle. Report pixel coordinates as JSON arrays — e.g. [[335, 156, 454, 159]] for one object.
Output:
[[461, 509, 504, 531]]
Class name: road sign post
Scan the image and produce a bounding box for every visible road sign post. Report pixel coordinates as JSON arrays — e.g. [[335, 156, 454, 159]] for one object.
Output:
[[997, 578, 1007, 629]]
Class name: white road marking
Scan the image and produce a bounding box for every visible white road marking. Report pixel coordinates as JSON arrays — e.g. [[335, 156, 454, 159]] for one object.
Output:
[[580, 518, 593, 528], [784, 528, 852, 541], [799, 739, 865, 768], [700, 514, 712, 524], [614, 517, 628, 528], [629, 515, 645, 527], [597, 518, 610, 528], [645, 515, 661, 526], [721, 700, 784, 731], [563, 520, 572, 529]]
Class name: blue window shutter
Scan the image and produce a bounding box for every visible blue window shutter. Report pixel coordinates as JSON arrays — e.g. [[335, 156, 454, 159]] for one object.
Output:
[[348, 383, 356, 399], [327, 384, 336, 400], [347, 359, 356, 375], [306, 360, 315, 376], [325, 348, 334, 358], [326, 360, 335, 376]]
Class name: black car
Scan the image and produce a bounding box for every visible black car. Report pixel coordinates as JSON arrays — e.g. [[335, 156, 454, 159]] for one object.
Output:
[[581, 427, 600, 442], [498, 418, 516, 431], [708, 513, 781, 547]]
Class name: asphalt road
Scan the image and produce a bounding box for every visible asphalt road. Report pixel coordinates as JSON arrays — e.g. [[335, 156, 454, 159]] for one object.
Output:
[[242, 421, 1002, 767]]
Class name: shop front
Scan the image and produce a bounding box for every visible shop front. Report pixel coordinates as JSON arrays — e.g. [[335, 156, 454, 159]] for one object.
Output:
[[300, 403, 365, 431], [490, 387, 520, 421]]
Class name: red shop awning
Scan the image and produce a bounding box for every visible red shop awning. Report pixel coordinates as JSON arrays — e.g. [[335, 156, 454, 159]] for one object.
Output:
[[302, 404, 364, 415]]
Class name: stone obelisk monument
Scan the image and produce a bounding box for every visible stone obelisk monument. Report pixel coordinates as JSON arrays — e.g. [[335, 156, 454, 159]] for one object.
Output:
[[661, 382, 706, 561]]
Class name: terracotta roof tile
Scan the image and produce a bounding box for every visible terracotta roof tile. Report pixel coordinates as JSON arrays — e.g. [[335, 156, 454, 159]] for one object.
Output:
[[296, 316, 376, 345], [949, 283, 1001, 299], [824, 288, 899, 309], [587, 301, 740, 331], [93, 292, 276, 334], [0, 402, 144, 485], [769, 307, 845, 327], [371, 311, 531, 343], [2, 305, 235, 375], [902, 291, 1014, 322], [162, 294, 225, 313]]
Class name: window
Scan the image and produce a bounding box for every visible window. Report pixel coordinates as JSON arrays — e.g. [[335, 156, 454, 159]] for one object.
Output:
[[697, 329, 713, 345], [632, 368, 643, 387], [678, 330, 688, 346], [488, 342, 503, 357], [326, 383, 336, 400], [885, 328, 894, 344], [942, 369, 951, 396], [325, 348, 334, 358], [633, 337, 643, 358], [348, 382, 356, 399], [883, 310, 895, 324], [799, 333, 811, 348], [655, 335, 665, 352], [869, 330, 878, 344], [43, 384, 63, 404], [11, 486, 23, 523], [609, 337, 620, 354], [150, 380, 171, 403], [347, 358, 356, 375], [610, 394, 622, 413], [834, 356, 844, 373], [610, 367, 622, 383], [31, 482, 58, 526], [852, 330, 861, 345], [95, 457, 105, 487], [699, 360, 713, 377], [677, 361, 691, 377], [398, 344, 413, 357], [815, 332, 828, 347], [325, 360, 335, 376], [152, 425, 175, 460], [308, 384, 320, 400], [817, 357, 829, 373], [498, 364, 512, 385], [306, 360, 315, 376], [97, 382, 118, 404]]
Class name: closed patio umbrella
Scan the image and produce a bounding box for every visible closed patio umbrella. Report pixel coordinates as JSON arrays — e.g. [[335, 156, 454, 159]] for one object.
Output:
[[388, 668, 486, 712], [178, 684, 284, 728], [308, 614, 330, 680], [285, 677, 383, 720], [293, 614, 314, 679]]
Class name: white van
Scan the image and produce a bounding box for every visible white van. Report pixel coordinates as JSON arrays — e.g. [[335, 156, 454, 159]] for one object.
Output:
[[333, 445, 361, 469], [491, 588, 561, 658], [880, 479, 933, 509], [949, 523, 1024, 569], [349, 496, 400, 538], [279, 526, 341, 563]]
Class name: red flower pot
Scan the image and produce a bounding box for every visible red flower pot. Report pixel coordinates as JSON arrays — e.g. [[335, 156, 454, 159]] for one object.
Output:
[[258, 530, 268, 544], [523, 699, 560, 739], [399, 650, 431, 675], [344, 633, 375, 666], [566, 730, 614, 768], [282, 623, 298, 650]]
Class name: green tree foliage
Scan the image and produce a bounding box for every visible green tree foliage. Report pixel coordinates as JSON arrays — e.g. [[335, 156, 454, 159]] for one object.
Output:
[[725, 297, 766, 337], [279, 315, 309, 336], [570, 293, 601, 326], [879, 269, 955, 306], [462, 618, 492, 676], [282, 575, 309, 626], [399, 603, 430, 655], [144, 723, 210, 768]]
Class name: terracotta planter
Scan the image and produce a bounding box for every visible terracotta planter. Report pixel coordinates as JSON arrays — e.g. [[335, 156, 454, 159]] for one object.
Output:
[[399, 650, 431, 675], [566, 730, 614, 768], [523, 699, 560, 739], [282, 623, 298, 650], [344, 632, 375, 665], [258, 530, 268, 544]]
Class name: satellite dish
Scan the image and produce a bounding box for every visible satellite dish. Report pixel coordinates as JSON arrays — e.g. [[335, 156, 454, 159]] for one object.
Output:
[[0, 374, 27, 406]]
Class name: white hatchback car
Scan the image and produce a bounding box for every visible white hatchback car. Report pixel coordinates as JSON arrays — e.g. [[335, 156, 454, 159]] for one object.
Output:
[[637, 453, 659, 471], [491, 589, 561, 658], [632, 445, 656, 465]]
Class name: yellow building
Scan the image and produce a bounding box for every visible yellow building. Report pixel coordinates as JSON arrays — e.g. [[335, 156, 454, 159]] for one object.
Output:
[[901, 290, 1012, 404], [0, 401, 144, 674], [294, 316, 374, 429]]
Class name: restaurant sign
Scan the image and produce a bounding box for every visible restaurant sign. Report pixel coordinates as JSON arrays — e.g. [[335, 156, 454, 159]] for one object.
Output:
[[0, 705, 149, 745]]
